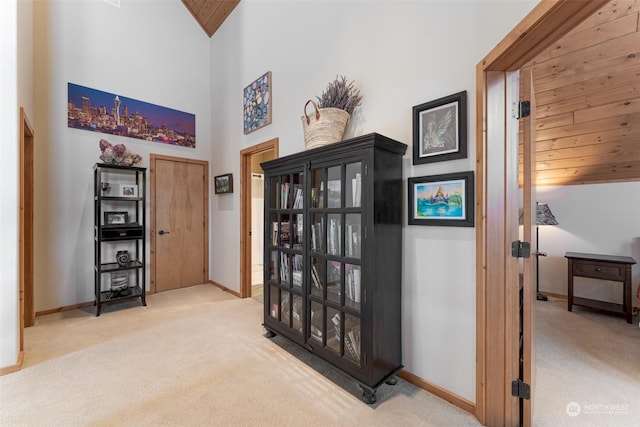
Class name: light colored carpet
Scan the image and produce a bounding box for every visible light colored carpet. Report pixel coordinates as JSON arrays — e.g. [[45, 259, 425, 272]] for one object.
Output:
[[534, 297, 640, 426], [0, 285, 481, 426]]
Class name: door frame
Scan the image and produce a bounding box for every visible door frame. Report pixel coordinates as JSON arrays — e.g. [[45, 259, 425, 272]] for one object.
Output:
[[239, 138, 279, 298], [19, 107, 35, 351], [475, 1, 608, 425], [149, 154, 209, 294]]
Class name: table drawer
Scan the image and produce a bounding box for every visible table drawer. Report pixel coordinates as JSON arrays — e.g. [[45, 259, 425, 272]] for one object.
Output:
[[572, 261, 624, 281]]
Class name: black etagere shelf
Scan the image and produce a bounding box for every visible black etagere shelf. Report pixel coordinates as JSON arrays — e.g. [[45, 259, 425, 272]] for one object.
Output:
[[93, 163, 147, 316]]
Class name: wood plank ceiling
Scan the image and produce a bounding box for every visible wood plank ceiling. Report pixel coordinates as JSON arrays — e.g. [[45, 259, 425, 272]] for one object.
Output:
[[182, 0, 240, 38], [521, 0, 640, 187]]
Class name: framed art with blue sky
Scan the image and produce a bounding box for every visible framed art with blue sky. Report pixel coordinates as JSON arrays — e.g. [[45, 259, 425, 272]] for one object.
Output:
[[408, 171, 474, 227]]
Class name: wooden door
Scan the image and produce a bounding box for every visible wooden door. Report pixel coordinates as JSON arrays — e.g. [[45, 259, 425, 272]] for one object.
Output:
[[151, 156, 208, 293], [476, 2, 607, 424]]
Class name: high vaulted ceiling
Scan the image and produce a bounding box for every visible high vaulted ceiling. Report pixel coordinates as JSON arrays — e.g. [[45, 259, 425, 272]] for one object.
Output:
[[182, 0, 240, 37], [521, 0, 640, 187]]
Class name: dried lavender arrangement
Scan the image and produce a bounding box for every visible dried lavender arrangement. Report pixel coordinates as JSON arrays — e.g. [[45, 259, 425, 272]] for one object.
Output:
[[316, 75, 362, 114]]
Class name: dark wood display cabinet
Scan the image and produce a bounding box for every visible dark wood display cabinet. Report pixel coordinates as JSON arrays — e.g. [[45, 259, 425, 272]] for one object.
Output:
[[94, 163, 147, 316], [261, 133, 406, 404]]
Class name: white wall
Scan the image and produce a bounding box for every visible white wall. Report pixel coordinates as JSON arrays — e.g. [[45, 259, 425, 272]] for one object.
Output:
[[537, 183, 640, 307], [0, 0, 19, 368], [210, 0, 538, 402], [32, 0, 212, 311]]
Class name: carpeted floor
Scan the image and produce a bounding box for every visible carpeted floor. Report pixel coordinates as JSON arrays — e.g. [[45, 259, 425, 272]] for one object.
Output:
[[0, 285, 481, 426], [533, 296, 640, 426], [2, 286, 638, 426]]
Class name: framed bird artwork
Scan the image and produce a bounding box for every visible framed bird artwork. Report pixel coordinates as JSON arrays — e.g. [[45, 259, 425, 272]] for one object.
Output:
[[412, 91, 467, 164]]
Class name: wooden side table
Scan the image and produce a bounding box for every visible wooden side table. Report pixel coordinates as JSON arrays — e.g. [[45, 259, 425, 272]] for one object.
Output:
[[565, 252, 636, 323]]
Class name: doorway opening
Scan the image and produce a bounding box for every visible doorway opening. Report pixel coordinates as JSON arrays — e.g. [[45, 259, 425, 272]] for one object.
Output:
[[240, 138, 278, 299], [20, 107, 35, 354]]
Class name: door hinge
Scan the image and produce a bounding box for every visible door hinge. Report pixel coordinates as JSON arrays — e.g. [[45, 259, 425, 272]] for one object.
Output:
[[511, 379, 531, 400], [364, 164, 368, 176], [513, 101, 531, 119], [511, 241, 531, 258]]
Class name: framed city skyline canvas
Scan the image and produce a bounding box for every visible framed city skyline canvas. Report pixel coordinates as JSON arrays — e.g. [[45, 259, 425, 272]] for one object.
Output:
[[67, 83, 196, 148]]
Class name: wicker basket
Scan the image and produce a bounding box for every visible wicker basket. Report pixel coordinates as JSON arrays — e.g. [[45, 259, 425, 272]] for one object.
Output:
[[301, 99, 350, 150]]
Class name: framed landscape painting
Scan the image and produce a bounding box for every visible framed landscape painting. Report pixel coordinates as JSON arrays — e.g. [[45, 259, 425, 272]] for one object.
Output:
[[214, 173, 233, 194], [412, 91, 467, 164], [408, 171, 474, 227]]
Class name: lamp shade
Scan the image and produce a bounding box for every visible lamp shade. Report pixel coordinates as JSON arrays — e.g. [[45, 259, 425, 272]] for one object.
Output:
[[536, 203, 558, 226]]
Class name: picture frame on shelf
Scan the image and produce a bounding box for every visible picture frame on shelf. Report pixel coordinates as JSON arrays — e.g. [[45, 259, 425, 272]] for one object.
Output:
[[412, 90, 467, 164], [214, 173, 233, 194], [243, 71, 272, 134], [119, 184, 138, 197], [104, 211, 129, 226], [408, 171, 474, 227]]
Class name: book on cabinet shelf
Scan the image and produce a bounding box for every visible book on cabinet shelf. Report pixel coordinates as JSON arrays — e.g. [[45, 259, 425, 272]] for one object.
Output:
[[311, 219, 325, 252], [351, 173, 361, 207], [311, 264, 323, 290], [346, 265, 361, 303], [328, 218, 341, 256], [292, 184, 303, 209], [280, 253, 290, 284], [347, 223, 361, 258], [281, 182, 290, 208], [272, 221, 291, 247]]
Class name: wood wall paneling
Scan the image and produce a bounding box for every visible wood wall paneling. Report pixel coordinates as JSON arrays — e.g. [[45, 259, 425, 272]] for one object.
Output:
[[519, 0, 640, 187]]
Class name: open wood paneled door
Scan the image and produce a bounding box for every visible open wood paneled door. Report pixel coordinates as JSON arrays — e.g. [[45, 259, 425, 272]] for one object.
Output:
[[520, 68, 537, 427]]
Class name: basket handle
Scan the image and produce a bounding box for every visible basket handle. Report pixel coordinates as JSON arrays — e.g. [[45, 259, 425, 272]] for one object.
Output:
[[304, 99, 320, 124]]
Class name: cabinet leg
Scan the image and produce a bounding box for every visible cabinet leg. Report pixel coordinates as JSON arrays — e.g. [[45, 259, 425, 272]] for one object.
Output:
[[264, 330, 276, 338], [360, 386, 377, 404], [385, 376, 397, 386]]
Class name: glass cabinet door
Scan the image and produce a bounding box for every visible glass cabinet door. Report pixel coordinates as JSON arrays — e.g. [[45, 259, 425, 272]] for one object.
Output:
[[266, 171, 304, 338], [307, 160, 363, 367]]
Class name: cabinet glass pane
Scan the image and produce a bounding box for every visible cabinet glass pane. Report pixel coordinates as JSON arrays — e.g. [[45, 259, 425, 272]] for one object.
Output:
[[268, 251, 278, 285], [326, 260, 341, 304], [269, 177, 279, 209], [345, 162, 362, 208], [345, 263, 361, 311], [310, 214, 325, 253], [327, 307, 341, 354], [280, 291, 291, 327], [327, 166, 341, 208], [292, 254, 303, 288], [345, 214, 361, 259], [344, 314, 361, 364], [269, 286, 279, 319], [280, 175, 292, 208], [292, 294, 303, 333], [310, 257, 324, 297], [310, 301, 323, 343], [291, 172, 304, 209], [292, 214, 303, 250], [311, 168, 325, 208], [327, 214, 342, 256]]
